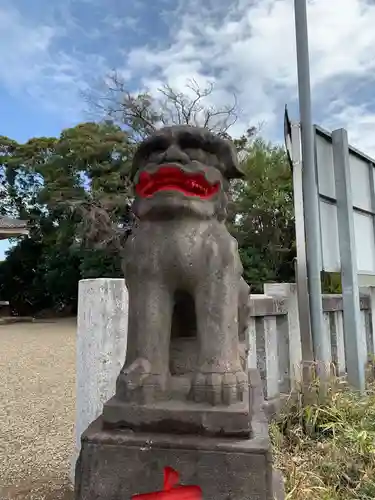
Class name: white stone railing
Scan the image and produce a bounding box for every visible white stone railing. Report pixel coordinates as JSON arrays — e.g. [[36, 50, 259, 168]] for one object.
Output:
[[72, 279, 375, 481], [260, 283, 375, 404], [246, 295, 290, 403]]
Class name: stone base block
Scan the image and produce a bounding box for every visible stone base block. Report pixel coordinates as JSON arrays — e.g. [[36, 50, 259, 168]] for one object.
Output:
[[75, 417, 284, 500], [102, 397, 251, 437]]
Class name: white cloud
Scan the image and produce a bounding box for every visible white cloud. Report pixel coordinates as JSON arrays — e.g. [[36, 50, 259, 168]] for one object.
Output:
[[0, 7, 56, 87], [0, 4, 107, 120], [2, 0, 375, 158], [124, 0, 375, 155], [324, 101, 375, 154]]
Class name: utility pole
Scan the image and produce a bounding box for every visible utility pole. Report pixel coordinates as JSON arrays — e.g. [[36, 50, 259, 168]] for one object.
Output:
[[294, 0, 330, 377]]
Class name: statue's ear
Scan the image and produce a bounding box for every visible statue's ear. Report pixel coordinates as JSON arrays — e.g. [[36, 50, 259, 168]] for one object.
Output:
[[218, 138, 245, 180], [225, 163, 245, 180], [130, 166, 138, 182], [130, 149, 144, 182]]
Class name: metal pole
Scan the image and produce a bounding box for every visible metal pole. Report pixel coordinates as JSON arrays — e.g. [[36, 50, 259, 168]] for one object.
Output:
[[294, 0, 329, 376], [290, 122, 313, 364]]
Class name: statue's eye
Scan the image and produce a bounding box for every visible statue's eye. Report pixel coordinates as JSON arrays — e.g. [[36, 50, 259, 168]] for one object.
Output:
[[178, 134, 203, 150], [148, 150, 164, 162], [185, 149, 220, 167], [141, 137, 169, 161], [184, 148, 206, 162]]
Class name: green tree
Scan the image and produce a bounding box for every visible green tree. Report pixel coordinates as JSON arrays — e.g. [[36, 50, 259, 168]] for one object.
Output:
[[0, 238, 48, 315], [36, 121, 134, 250], [0, 122, 132, 314], [229, 138, 295, 291]]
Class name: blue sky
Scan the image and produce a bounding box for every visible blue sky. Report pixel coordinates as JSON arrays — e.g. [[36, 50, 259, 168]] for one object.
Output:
[[2, 0, 375, 259]]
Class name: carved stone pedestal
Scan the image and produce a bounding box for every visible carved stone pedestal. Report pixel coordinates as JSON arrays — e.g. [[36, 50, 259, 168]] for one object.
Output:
[[75, 371, 284, 500], [103, 382, 251, 437], [75, 418, 283, 500]]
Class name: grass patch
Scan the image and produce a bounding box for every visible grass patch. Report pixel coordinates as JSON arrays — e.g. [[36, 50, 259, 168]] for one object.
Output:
[[271, 378, 375, 499]]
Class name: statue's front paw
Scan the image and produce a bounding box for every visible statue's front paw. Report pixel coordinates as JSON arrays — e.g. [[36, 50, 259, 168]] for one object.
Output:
[[116, 358, 168, 404], [190, 370, 247, 406]]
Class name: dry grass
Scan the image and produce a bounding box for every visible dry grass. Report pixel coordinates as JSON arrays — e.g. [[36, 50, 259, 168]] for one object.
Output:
[[0, 319, 76, 500], [271, 376, 375, 500]]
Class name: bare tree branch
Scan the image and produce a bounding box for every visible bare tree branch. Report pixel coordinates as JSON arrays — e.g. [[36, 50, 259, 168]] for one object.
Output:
[[84, 71, 246, 138]]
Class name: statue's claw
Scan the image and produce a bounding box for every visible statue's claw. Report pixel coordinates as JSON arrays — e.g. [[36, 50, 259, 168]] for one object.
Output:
[[190, 369, 247, 405]]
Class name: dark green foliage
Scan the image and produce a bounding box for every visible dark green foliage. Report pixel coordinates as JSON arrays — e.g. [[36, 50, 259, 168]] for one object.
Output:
[[79, 248, 122, 279], [0, 238, 48, 315], [321, 271, 342, 294], [0, 121, 131, 315], [229, 138, 295, 291]]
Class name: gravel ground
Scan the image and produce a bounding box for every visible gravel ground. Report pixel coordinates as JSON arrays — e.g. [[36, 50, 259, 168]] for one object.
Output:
[[0, 319, 76, 500]]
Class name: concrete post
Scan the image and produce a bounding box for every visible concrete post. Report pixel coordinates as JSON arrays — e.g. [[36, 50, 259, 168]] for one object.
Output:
[[332, 129, 365, 392], [360, 287, 375, 363], [360, 308, 369, 365], [264, 283, 302, 390], [331, 311, 346, 376], [277, 313, 291, 394], [365, 287, 375, 357], [253, 309, 280, 402], [262, 316, 280, 400], [247, 316, 257, 370], [322, 311, 332, 371], [71, 278, 128, 483]]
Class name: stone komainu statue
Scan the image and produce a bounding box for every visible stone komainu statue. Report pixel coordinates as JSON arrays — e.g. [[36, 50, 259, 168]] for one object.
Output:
[[76, 125, 285, 500], [116, 125, 251, 408]]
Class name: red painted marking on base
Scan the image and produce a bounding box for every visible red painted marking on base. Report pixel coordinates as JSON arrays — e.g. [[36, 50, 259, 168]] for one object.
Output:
[[163, 467, 180, 490], [131, 467, 202, 500]]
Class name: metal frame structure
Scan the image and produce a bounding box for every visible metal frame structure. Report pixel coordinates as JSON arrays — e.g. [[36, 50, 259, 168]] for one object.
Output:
[[314, 125, 375, 284], [291, 0, 367, 391], [285, 111, 368, 391]]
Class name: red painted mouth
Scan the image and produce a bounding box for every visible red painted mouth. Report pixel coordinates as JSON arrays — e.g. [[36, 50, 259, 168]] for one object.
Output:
[[135, 165, 220, 199]]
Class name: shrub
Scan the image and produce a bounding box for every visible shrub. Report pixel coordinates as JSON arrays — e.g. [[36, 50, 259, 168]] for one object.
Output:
[[271, 380, 375, 499]]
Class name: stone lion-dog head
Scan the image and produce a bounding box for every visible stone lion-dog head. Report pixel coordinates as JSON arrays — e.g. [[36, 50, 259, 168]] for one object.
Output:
[[130, 125, 244, 220]]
